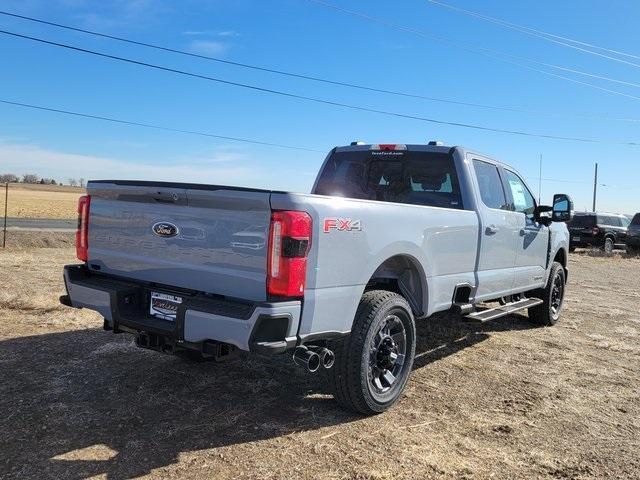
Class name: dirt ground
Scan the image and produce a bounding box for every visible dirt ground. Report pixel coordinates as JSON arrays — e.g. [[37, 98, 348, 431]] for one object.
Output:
[[1, 247, 639, 479], [0, 184, 85, 219]]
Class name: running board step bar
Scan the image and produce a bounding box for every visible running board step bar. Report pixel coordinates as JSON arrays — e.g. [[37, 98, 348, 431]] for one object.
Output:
[[464, 298, 543, 323]]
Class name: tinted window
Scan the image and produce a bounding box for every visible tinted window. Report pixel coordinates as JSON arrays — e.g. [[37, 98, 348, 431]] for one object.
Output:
[[314, 151, 463, 209], [504, 170, 536, 215], [570, 215, 596, 227], [621, 217, 630, 228], [632, 214, 640, 226], [473, 160, 507, 210], [598, 215, 620, 226]]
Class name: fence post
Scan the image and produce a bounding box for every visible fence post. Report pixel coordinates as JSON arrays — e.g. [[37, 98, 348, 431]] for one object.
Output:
[[2, 182, 7, 248]]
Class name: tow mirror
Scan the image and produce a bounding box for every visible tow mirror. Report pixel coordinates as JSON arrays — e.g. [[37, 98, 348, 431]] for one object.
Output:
[[552, 194, 573, 222]]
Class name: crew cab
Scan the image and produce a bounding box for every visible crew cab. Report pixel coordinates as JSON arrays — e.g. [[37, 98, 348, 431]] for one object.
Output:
[[61, 143, 573, 414]]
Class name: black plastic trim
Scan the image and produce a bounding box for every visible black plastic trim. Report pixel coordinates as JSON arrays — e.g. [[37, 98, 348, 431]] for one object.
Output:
[[89, 179, 286, 194]]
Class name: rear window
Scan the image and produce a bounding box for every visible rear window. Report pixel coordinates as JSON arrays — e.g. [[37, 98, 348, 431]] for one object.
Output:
[[570, 215, 596, 227], [314, 151, 463, 209], [632, 214, 640, 226]]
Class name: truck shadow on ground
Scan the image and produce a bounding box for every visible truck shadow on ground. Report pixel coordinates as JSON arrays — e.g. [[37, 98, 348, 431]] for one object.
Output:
[[1, 312, 540, 479]]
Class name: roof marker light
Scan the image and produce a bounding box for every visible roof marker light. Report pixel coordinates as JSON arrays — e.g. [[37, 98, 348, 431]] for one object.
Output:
[[370, 144, 407, 151]]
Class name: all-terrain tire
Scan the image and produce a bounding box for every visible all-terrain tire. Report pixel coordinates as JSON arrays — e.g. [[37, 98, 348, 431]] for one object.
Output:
[[528, 261, 566, 326], [327, 290, 416, 415]]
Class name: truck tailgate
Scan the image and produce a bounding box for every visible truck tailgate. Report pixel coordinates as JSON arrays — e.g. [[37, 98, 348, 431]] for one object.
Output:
[[86, 181, 273, 301]]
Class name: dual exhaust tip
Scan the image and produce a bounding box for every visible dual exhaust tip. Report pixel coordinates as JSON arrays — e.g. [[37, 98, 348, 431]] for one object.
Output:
[[293, 346, 335, 372]]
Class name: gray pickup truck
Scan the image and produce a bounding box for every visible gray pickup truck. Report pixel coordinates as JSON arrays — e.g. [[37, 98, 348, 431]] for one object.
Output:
[[61, 142, 573, 414]]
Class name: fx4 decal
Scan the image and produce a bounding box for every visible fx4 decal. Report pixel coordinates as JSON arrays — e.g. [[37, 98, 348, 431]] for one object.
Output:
[[323, 218, 362, 233]]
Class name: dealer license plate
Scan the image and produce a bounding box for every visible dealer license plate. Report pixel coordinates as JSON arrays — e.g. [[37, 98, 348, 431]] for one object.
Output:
[[149, 292, 183, 321]]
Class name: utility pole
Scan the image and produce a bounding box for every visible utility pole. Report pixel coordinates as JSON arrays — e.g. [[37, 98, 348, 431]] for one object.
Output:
[[592, 162, 598, 212], [538, 154, 542, 204]]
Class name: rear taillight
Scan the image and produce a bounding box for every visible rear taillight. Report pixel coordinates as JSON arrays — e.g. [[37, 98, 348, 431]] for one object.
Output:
[[76, 195, 90, 262], [267, 210, 312, 298]]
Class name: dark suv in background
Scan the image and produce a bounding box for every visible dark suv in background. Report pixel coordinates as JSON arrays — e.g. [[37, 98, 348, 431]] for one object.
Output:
[[627, 213, 640, 254], [568, 212, 630, 253]]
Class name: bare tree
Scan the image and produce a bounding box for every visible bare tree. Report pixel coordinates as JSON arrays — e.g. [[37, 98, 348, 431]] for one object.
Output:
[[0, 173, 19, 183], [79, 178, 86, 188], [68, 178, 78, 187], [22, 174, 39, 184]]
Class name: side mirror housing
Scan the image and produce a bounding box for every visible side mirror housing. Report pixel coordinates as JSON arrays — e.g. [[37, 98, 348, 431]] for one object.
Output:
[[552, 194, 574, 223], [534, 205, 553, 226]]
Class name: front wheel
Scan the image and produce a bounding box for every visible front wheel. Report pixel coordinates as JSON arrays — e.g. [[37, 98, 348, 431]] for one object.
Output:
[[327, 290, 416, 414], [528, 261, 566, 326]]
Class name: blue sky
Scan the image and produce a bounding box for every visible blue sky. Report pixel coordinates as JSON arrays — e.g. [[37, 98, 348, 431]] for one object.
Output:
[[0, 0, 638, 213]]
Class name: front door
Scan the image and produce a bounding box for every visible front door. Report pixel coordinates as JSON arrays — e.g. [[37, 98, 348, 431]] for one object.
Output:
[[502, 169, 549, 291]]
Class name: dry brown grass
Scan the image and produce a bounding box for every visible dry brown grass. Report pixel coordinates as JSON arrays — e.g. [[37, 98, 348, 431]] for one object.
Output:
[[1, 249, 639, 479], [1, 230, 75, 249], [0, 183, 85, 219]]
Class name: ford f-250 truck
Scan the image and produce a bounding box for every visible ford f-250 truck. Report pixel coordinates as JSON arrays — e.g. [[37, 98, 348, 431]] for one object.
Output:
[[61, 142, 573, 414]]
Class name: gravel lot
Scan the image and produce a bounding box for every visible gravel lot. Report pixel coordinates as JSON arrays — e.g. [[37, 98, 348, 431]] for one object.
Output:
[[1, 247, 639, 479]]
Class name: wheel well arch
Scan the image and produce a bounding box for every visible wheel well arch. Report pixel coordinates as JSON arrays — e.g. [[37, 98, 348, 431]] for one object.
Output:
[[553, 247, 568, 282], [365, 254, 427, 318], [554, 247, 567, 268]]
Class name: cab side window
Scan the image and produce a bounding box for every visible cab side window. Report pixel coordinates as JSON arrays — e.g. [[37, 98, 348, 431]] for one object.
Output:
[[473, 160, 508, 210], [504, 170, 535, 216]]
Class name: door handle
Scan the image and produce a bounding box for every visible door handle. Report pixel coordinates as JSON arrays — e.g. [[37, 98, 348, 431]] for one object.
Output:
[[519, 228, 527, 236], [485, 225, 499, 235]]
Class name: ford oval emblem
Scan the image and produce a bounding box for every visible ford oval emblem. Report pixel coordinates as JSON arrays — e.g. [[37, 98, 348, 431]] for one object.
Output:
[[152, 221, 179, 238]]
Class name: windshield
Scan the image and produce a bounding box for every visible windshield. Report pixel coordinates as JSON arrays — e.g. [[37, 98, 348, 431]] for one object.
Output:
[[313, 150, 463, 209], [632, 213, 640, 226]]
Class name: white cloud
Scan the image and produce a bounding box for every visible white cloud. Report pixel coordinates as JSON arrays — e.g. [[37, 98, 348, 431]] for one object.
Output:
[[216, 31, 240, 37], [0, 142, 262, 187], [187, 40, 229, 56], [183, 30, 240, 37]]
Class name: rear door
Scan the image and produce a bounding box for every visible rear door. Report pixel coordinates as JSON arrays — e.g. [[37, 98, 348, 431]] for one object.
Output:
[[607, 215, 628, 243], [471, 158, 517, 300], [87, 181, 272, 301], [501, 169, 549, 291]]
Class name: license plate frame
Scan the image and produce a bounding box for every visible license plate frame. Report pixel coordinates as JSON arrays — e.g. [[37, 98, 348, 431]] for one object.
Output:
[[149, 291, 183, 322], [572, 236, 580, 242]]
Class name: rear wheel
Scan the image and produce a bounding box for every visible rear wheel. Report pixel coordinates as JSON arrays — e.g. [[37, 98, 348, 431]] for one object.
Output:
[[604, 237, 614, 254], [327, 290, 416, 415], [528, 261, 566, 326]]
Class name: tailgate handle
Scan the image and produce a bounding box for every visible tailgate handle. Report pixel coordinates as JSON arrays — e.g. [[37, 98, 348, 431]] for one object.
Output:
[[153, 197, 176, 204], [153, 192, 181, 203]]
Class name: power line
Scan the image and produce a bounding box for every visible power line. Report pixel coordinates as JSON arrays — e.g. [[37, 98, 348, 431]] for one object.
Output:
[[3, 29, 640, 146], [426, 0, 640, 67], [3, 99, 639, 191], [0, 98, 324, 152], [3, 10, 640, 124], [308, 0, 640, 101], [3, 29, 640, 147]]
